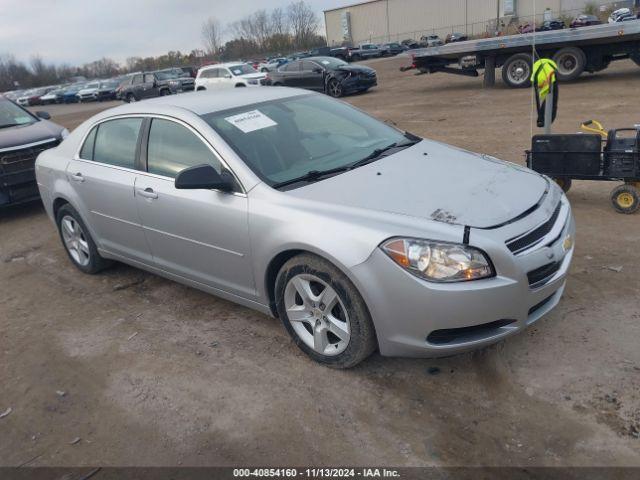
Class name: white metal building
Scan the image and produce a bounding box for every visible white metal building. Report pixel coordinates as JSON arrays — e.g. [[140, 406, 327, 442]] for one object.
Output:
[[324, 0, 628, 46]]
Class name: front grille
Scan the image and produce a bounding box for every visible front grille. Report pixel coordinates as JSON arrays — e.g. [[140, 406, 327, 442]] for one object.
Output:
[[506, 202, 561, 254], [527, 261, 561, 289], [0, 140, 59, 176]]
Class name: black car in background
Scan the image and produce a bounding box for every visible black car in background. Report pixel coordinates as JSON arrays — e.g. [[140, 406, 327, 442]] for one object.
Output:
[[267, 56, 376, 98], [570, 14, 602, 28], [381, 42, 407, 55], [0, 98, 67, 207], [96, 79, 121, 101]]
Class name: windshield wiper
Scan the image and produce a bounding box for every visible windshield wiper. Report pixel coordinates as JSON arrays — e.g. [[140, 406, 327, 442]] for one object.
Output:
[[0, 123, 20, 129], [350, 134, 421, 169], [272, 165, 351, 190]]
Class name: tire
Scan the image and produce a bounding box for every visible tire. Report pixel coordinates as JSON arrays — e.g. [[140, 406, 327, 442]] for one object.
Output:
[[160, 89, 170, 96], [196, 86, 206, 91], [261, 67, 268, 72], [235, 84, 246, 88], [610, 184, 640, 214], [275, 254, 377, 368], [125, 93, 136, 103], [56, 204, 112, 274], [326, 78, 343, 98], [553, 178, 572, 193], [350, 54, 361, 62], [553, 47, 586, 82], [502, 53, 533, 88]]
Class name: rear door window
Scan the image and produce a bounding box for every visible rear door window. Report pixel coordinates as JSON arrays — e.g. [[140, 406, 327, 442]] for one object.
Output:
[[92, 118, 143, 168], [79, 126, 97, 160]]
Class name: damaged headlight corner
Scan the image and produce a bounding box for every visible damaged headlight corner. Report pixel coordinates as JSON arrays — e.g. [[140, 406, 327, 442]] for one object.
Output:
[[381, 238, 495, 282]]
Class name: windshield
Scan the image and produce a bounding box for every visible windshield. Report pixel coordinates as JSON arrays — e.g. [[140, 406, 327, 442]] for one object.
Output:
[[0, 100, 37, 128], [100, 81, 118, 88], [228, 64, 256, 76], [156, 72, 177, 80], [85, 82, 100, 89], [202, 94, 409, 188]]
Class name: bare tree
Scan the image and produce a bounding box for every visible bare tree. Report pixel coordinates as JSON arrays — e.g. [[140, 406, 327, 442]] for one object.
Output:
[[271, 7, 287, 35], [287, 1, 319, 49], [202, 17, 223, 57]]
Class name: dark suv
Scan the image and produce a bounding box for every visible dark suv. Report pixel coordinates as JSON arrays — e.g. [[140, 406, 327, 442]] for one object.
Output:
[[117, 71, 194, 103]]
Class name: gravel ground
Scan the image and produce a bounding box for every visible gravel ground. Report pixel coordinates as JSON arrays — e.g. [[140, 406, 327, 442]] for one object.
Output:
[[1, 57, 639, 467]]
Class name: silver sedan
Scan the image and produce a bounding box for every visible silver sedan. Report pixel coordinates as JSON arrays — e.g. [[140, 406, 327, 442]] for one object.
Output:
[[35, 88, 575, 368]]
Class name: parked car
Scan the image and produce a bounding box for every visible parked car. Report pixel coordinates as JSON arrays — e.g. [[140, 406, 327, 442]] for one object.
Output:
[[608, 8, 636, 23], [61, 84, 85, 104], [445, 32, 469, 43], [17, 88, 51, 107], [267, 57, 376, 98], [118, 72, 189, 103], [380, 42, 407, 55], [537, 19, 565, 31], [420, 35, 444, 47], [570, 14, 602, 28], [155, 69, 195, 92], [35, 88, 575, 368], [40, 88, 66, 105], [0, 97, 67, 207], [307, 46, 350, 61], [259, 57, 288, 72], [96, 79, 121, 101], [77, 81, 101, 102], [347, 43, 384, 61], [195, 63, 267, 91], [401, 39, 421, 49]]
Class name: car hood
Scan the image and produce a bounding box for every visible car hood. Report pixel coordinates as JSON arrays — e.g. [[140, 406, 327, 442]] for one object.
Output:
[[336, 65, 376, 75], [0, 120, 63, 150], [286, 140, 548, 229]]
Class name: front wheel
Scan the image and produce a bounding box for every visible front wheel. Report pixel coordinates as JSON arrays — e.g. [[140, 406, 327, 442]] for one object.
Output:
[[502, 53, 533, 88], [326, 78, 343, 98], [275, 254, 377, 368], [126, 93, 136, 103], [56, 204, 112, 274]]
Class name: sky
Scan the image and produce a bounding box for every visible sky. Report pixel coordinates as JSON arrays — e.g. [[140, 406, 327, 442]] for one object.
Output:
[[0, 0, 350, 66]]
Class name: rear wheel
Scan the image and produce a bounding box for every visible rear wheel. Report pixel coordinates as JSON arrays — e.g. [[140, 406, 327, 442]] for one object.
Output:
[[56, 204, 112, 274], [553, 47, 586, 82], [275, 254, 377, 368], [160, 88, 171, 96], [502, 53, 533, 88], [611, 184, 640, 214], [126, 93, 136, 103]]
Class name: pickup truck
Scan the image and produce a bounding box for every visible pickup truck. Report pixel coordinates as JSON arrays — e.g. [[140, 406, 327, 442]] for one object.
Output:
[[347, 43, 384, 61], [308, 46, 350, 61]]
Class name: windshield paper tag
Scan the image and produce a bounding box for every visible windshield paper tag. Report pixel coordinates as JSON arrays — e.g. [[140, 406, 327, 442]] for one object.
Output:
[[225, 110, 277, 133]]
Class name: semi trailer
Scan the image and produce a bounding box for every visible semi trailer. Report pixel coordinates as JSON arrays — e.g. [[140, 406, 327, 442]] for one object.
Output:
[[400, 20, 640, 88]]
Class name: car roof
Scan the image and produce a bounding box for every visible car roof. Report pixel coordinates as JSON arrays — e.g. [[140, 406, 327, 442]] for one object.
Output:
[[201, 62, 249, 71], [96, 87, 311, 117]]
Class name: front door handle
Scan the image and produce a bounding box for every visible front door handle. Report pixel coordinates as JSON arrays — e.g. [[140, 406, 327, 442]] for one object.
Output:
[[138, 187, 158, 199], [70, 172, 84, 182]]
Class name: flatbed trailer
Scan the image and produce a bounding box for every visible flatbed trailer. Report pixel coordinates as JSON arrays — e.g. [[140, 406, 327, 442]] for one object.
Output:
[[401, 20, 640, 88]]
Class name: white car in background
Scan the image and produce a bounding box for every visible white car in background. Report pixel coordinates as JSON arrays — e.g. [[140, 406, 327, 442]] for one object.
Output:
[[195, 63, 267, 90], [76, 82, 101, 102]]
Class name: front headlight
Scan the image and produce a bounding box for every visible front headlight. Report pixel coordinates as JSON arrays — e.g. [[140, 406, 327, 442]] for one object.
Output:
[[61, 128, 70, 139], [381, 238, 494, 282]]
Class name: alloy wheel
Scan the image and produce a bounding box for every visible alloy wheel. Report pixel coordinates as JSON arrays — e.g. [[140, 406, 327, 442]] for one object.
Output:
[[328, 80, 343, 97], [60, 215, 91, 267], [283, 274, 350, 356]]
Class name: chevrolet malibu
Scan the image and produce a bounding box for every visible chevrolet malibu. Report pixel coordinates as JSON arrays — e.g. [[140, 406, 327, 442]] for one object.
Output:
[[35, 88, 575, 368]]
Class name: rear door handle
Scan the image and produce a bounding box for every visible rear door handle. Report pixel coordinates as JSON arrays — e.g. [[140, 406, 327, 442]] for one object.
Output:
[[137, 187, 158, 199], [70, 172, 84, 182]]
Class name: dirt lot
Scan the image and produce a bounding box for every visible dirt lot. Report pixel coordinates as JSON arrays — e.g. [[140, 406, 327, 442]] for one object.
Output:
[[1, 58, 639, 467]]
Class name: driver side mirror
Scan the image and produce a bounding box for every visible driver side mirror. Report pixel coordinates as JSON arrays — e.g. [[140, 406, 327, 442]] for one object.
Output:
[[224, 74, 232, 79], [35, 111, 51, 120], [175, 164, 235, 192], [312, 67, 323, 74]]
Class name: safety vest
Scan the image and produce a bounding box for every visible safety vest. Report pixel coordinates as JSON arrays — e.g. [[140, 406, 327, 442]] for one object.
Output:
[[531, 58, 558, 102]]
